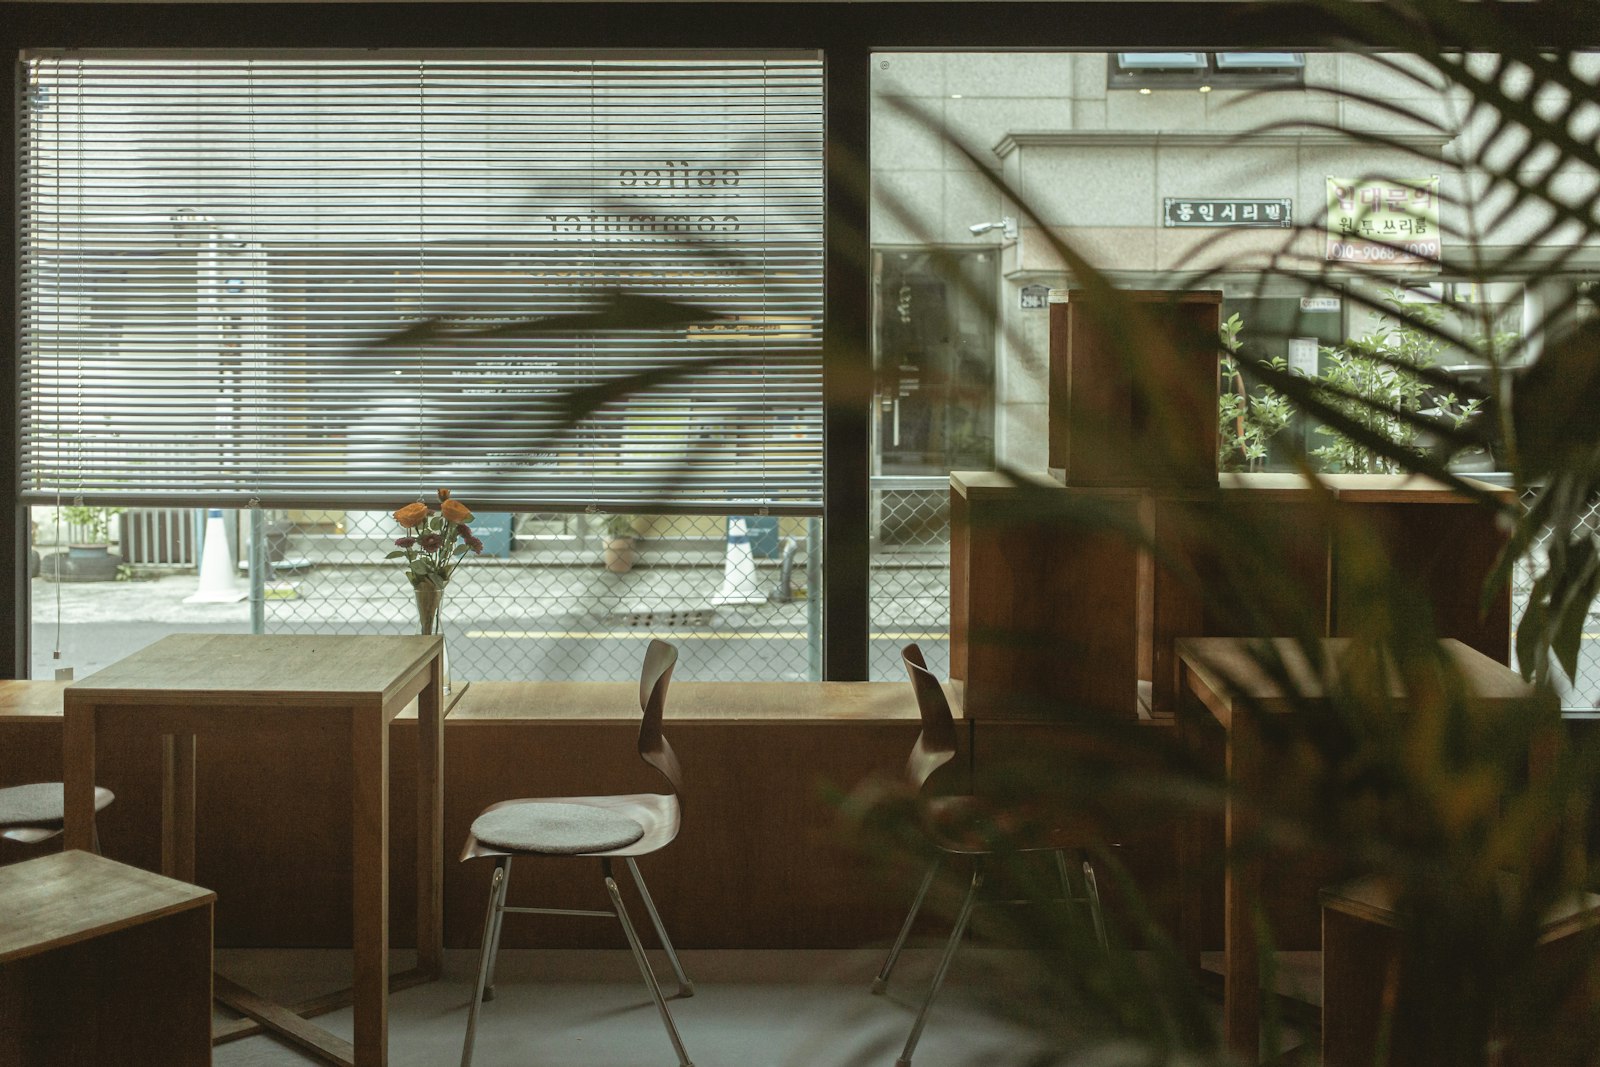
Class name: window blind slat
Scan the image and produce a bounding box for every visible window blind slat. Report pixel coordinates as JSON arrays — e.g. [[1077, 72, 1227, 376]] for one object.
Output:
[[20, 52, 825, 513]]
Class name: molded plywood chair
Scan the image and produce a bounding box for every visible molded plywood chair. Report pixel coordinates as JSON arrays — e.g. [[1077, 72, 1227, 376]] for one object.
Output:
[[0, 783, 114, 854], [873, 643, 1108, 1067], [458, 639, 694, 1067]]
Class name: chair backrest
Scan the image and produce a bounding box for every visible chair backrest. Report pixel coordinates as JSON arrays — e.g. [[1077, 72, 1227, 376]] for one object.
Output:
[[637, 639, 683, 795], [902, 643, 958, 793]]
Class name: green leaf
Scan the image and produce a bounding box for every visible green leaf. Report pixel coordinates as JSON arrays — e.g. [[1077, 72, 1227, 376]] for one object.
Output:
[[1515, 575, 1549, 683], [383, 550, 408, 559]]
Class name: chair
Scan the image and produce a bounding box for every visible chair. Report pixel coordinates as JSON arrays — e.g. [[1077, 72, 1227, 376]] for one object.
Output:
[[872, 643, 1108, 1067], [0, 782, 114, 853], [458, 638, 694, 1067]]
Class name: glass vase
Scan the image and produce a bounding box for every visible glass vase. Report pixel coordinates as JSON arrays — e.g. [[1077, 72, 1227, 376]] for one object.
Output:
[[414, 581, 452, 695]]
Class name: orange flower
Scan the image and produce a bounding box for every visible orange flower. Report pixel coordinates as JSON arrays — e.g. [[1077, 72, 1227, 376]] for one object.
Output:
[[393, 501, 430, 528], [440, 498, 474, 524], [437, 488, 451, 501]]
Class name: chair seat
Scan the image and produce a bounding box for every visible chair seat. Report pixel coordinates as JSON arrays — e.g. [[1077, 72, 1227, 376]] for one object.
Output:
[[461, 793, 681, 861], [0, 784, 115, 830], [923, 794, 1098, 855], [471, 801, 644, 855]]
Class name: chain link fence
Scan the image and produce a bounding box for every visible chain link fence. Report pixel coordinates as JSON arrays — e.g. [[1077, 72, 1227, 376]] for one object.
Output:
[[869, 478, 951, 681], [31, 491, 1600, 705], [1515, 489, 1600, 710]]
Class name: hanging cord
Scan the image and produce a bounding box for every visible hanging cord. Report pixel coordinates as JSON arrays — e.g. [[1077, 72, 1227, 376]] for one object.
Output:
[[417, 59, 428, 500]]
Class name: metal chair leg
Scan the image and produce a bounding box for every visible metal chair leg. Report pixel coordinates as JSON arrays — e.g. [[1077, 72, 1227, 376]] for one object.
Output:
[[461, 861, 508, 1067], [483, 856, 512, 1000], [625, 856, 694, 996], [896, 863, 983, 1067], [1052, 849, 1074, 900], [604, 859, 695, 1067], [874, 854, 942, 994], [1082, 857, 1109, 954]]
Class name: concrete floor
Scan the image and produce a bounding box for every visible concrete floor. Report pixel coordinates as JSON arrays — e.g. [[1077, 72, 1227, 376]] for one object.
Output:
[[210, 947, 1160, 1067], [210, 947, 1315, 1067]]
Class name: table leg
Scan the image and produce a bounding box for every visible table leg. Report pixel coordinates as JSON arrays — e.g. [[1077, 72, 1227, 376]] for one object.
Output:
[[62, 702, 97, 853], [351, 707, 389, 1067], [416, 650, 445, 979], [162, 734, 198, 883], [1174, 671, 1204, 975], [1224, 708, 1262, 1061]]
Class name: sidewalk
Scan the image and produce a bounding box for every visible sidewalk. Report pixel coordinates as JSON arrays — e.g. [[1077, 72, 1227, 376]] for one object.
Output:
[[32, 550, 949, 629]]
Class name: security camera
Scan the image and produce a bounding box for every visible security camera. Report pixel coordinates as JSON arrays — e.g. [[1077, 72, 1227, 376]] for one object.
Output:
[[967, 216, 1018, 240]]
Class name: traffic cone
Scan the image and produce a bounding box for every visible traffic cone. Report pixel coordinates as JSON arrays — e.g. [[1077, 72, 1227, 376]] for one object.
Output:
[[709, 517, 767, 607], [185, 509, 248, 603]]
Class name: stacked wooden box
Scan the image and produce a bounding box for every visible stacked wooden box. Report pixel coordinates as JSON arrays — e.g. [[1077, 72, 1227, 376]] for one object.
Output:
[[949, 287, 1513, 724]]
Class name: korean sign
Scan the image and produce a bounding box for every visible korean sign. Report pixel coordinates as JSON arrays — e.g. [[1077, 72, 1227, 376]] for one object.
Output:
[[1326, 178, 1440, 267], [1163, 198, 1292, 228]]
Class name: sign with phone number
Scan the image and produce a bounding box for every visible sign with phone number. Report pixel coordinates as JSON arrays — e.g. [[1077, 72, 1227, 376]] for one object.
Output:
[[1326, 177, 1440, 267]]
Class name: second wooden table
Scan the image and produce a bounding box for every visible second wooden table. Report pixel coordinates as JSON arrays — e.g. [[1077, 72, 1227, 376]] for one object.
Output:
[[62, 633, 446, 1067]]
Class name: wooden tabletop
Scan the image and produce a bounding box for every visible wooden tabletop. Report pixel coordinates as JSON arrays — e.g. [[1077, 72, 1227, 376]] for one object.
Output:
[[0, 679, 70, 721], [65, 634, 443, 707], [0, 850, 214, 964], [1177, 636, 1538, 718]]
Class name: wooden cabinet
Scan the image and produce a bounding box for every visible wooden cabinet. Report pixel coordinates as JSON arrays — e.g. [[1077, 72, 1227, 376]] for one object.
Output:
[[1325, 475, 1514, 661], [952, 470, 1513, 723], [1048, 288, 1222, 488], [1141, 474, 1335, 715], [949, 471, 1142, 721], [0, 850, 214, 1067]]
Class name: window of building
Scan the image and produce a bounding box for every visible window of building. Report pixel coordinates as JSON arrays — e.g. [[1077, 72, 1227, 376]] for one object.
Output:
[[1108, 51, 1306, 91]]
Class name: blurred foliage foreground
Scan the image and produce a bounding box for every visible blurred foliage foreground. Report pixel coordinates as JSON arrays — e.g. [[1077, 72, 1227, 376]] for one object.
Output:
[[838, 3, 1600, 1065]]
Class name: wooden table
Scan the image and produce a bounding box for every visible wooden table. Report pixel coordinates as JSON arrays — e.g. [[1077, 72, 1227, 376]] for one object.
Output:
[[62, 633, 446, 1067], [1174, 636, 1552, 1062], [0, 849, 215, 1067]]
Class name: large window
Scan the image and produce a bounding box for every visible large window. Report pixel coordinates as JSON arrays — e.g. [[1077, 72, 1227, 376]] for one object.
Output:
[[18, 51, 828, 683]]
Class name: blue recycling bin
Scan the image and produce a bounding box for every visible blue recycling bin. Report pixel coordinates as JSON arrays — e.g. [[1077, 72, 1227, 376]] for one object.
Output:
[[736, 515, 781, 559], [470, 512, 514, 558]]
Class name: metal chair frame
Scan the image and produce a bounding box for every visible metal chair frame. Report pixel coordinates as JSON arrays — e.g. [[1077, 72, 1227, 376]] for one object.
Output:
[[459, 639, 695, 1067], [872, 644, 1109, 1067]]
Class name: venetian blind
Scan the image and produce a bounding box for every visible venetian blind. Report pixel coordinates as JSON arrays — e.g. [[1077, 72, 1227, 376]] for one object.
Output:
[[18, 52, 825, 513]]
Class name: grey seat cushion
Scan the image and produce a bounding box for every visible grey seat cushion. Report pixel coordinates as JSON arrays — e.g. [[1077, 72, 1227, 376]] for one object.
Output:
[[472, 802, 645, 855], [0, 783, 114, 829]]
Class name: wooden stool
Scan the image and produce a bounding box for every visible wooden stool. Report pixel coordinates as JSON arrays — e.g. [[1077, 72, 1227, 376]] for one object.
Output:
[[0, 850, 214, 1066], [1322, 875, 1600, 1067]]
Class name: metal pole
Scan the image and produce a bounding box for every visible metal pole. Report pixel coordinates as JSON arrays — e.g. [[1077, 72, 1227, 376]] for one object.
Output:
[[807, 517, 822, 681], [248, 507, 266, 634]]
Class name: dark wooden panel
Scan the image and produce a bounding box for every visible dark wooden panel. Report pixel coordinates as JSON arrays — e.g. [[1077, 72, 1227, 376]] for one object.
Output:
[[1144, 482, 1334, 715], [950, 474, 1141, 721], [1333, 496, 1512, 662], [1048, 289, 1222, 488]]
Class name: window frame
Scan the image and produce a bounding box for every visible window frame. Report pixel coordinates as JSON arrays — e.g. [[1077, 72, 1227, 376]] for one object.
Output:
[[0, 1, 1579, 681]]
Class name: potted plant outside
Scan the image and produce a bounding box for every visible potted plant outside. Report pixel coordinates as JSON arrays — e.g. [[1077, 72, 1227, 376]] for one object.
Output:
[[52, 504, 126, 582], [602, 513, 640, 573]]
